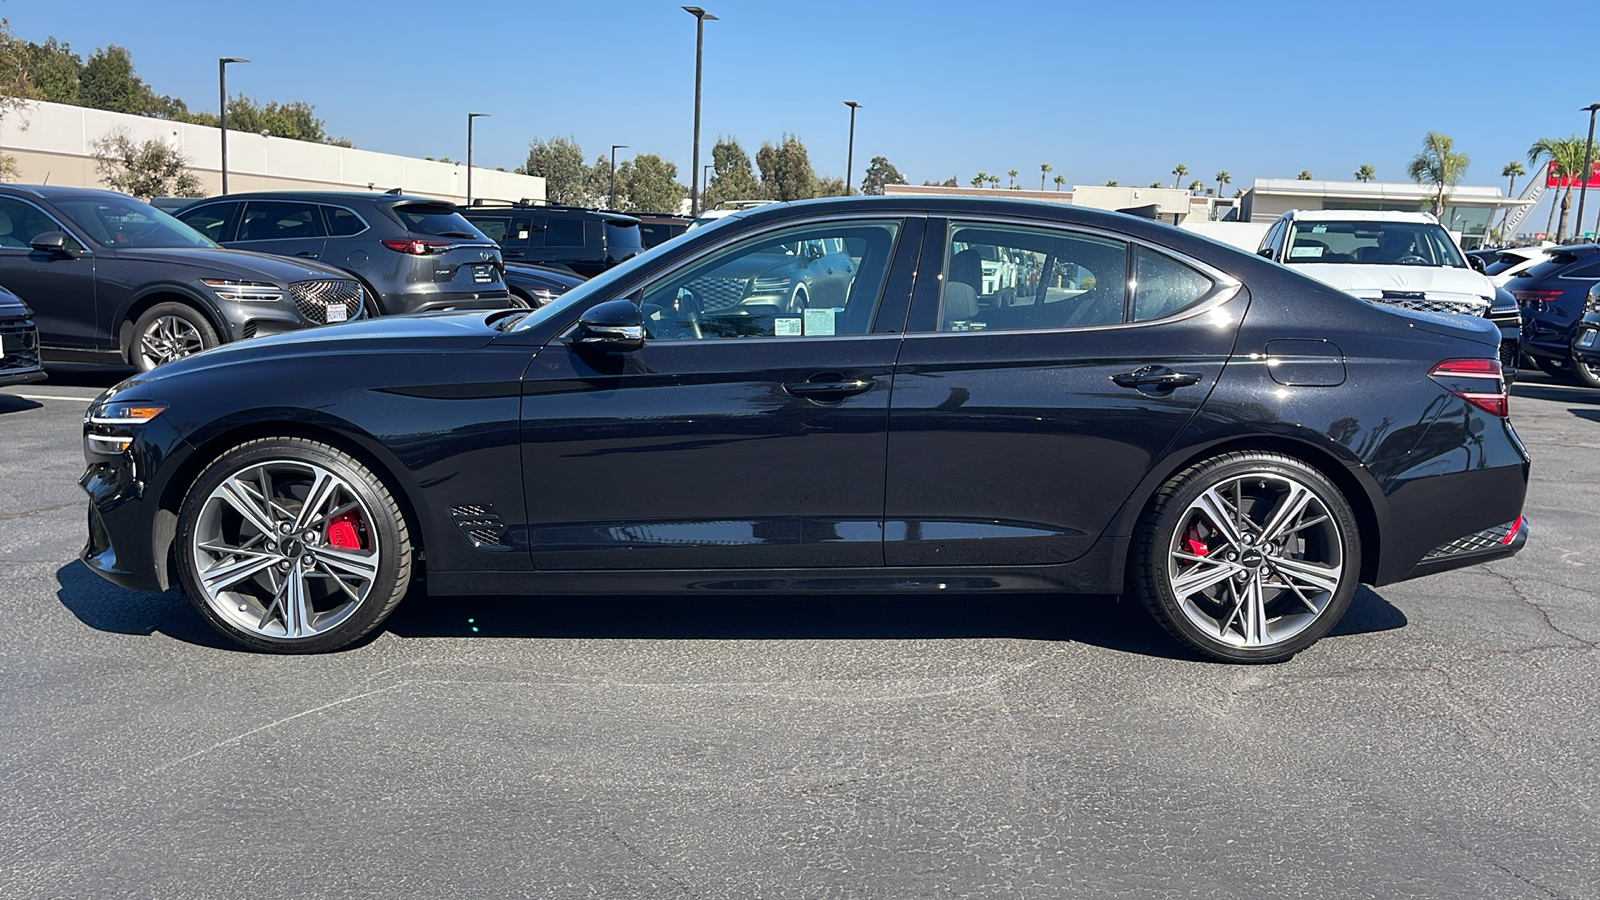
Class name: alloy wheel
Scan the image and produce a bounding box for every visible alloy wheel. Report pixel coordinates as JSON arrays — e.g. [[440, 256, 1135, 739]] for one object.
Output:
[[189, 459, 380, 640], [138, 315, 205, 368], [1165, 471, 1345, 649]]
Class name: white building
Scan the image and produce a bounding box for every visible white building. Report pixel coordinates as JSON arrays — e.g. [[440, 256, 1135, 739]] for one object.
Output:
[[0, 99, 544, 205], [882, 182, 1236, 224], [1238, 178, 1529, 249]]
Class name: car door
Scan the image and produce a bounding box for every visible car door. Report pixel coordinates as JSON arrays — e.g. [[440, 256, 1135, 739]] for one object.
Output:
[[0, 196, 100, 351], [230, 200, 328, 261], [519, 215, 922, 570], [884, 217, 1246, 568]]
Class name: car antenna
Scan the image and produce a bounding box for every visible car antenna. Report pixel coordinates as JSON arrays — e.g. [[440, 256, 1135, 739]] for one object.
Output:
[[385, 186, 403, 195]]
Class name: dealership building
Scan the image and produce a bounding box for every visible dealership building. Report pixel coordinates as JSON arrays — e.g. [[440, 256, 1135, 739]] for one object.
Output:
[[1237, 178, 1530, 249]]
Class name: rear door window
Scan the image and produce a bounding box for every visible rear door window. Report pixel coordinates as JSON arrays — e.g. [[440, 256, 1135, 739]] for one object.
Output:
[[1557, 258, 1600, 279], [322, 206, 367, 237], [238, 201, 326, 242], [932, 221, 1130, 332], [544, 219, 584, 248], [1133, 247, 1214, 321]]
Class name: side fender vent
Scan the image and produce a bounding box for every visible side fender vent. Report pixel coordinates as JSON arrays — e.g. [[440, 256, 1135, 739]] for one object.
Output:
[[452, 504, 509, 551]]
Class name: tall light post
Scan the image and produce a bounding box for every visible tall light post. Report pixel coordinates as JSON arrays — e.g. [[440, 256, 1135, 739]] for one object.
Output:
[[610, 144, 629, 210], [1578, 103, 1600, 241], [683, 6, 717, 216], [218, 57, 248, 194], [466, 113, 489, 206], [843, 101, 862, 196]]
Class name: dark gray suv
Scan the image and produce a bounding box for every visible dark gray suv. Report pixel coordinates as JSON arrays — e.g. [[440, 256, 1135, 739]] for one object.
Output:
[[176, 192, 511, 315]]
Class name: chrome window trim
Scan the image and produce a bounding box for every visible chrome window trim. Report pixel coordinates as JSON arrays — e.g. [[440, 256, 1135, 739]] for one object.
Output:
[[0, 195, 94, 256]]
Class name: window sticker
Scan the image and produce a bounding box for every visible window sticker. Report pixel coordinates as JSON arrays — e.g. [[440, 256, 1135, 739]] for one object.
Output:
[[1289, 245, 1325, 259], [803, 308, 836, 336], [1311, 225, 1327, 233], [774, 317, 803, 337]]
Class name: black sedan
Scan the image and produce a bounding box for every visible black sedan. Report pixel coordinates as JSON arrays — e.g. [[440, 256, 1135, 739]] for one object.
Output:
[[79, 196, 1530, 662], [503, 262, 586, 308], [0, 286, 44, 386]]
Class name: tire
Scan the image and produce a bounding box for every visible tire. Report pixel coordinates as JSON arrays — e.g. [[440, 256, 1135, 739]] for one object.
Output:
[[130, 302, 219, 372], [507, 290, 533, 309], [1131, 451, 1361, 663], [174, 437, 413, 653], [1533, 355, 1571, 380], [790, 284, 810, 314], [1570, 355, 1600, 389]]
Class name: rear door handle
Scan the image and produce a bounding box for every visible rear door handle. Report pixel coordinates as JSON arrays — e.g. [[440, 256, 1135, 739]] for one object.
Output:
[[783, 377, 875, 400], [1112, 365, 1202, 391]]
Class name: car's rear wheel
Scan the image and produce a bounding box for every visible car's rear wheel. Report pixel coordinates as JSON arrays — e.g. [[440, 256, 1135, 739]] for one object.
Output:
[[1569, 355, 1600, 389], [1132, 452, 1360, 663], [131, 303, 218, 371], [175, 438, 412, 653]]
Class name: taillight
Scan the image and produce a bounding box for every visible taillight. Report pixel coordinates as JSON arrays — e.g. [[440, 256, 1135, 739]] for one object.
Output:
[[381, 238, 451, 255], [1429, 358, 1509, 417], [1511, 289, 1561, 310]]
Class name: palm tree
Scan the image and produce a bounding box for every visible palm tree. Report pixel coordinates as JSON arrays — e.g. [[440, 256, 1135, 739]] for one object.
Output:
[[1297, 170, 1314, 180], [1150, 181, 1163, 189], [1104, 180, 1118, 187], [1053, 174, 1066, 191], [1407, 132, 1470, 218], [1188, 180, 1204, 194], [1039, 162, 1052, 191], [1172, 163, 1188, 188], [1528, 136, 1586, 241], [971, 171, 988, 189], [1500, 160, 1526, 241], [987, 174, 1001, 189], [1354, 164, 1376, 182], [1007, 169, 1018, 188], [1215, 170, 1231, 197]]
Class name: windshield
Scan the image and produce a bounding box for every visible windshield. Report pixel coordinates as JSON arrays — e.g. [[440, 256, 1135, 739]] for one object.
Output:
[[1285, 221, 1466, 268], [392, 203, 488, 239], [52, 195, 217, 249], [512, 214, 744, 332]]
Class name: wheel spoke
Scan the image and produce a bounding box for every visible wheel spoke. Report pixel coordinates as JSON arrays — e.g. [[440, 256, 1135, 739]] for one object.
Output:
[[1170, 559, 1239, 598], [294, 470, 342, 532], [282, 568, 311, 638], [218, 477, 278, 538], [1243, 577, 1268, 646], [1258, 482, 1314, 545], [200, 552, 281, 593], [1195, 488, 1248, 549], [1269, 554, 1341, 594], [315, 560, 364, 604], [316, 545, 378, 581]]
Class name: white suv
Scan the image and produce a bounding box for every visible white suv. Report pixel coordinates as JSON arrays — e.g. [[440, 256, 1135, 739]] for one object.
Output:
[[1257, 209, 1495, 317]]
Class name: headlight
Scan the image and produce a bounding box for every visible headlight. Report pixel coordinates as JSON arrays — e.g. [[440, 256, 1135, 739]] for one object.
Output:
[[84, 401, 167, 455], [1587, 284, 1600, 314], [748, 276, 791, 294], [202, 279, 282, 302]]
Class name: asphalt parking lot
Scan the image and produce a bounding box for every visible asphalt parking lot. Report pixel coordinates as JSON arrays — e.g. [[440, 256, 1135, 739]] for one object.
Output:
[[1, 370, 1596, 899]]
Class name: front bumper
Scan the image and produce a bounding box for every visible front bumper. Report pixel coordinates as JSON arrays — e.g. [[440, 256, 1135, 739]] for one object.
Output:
[[1573, 313, 1600, 365], [0, 367, 46, 387]]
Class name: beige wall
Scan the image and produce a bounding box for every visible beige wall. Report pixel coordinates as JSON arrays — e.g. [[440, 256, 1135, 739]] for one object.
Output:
[[0, 99, 544, 205]]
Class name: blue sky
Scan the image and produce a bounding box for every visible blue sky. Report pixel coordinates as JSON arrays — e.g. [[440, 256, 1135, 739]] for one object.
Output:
[[6, 0, 1594, 226]]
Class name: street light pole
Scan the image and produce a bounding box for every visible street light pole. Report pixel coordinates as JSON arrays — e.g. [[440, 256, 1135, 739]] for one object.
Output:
[[218, 57, 248, 194], [466, 113, 489, 206], [610, 144, 629, 210], [843, 101, 862, 195], [1578, 103, 1600, 242], [683, 6, 717, 217]]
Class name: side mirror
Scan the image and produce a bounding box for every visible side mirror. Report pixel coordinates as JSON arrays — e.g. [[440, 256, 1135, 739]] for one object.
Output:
[[572, 298, 645, 352], [1257, 247, 1274, 259], [1467, 254, 1487, 274], [31, 231, 79, 258]]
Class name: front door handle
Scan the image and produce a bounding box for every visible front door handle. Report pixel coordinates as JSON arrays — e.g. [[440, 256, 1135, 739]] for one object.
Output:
[[1112, 365, 1202, 391], [783, 377, 875, 400], [295, 251, 318, 259]]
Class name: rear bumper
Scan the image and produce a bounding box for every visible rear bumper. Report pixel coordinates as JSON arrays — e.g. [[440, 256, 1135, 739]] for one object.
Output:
[[0, 366, 46, 387], [378, 289, 513, 316]]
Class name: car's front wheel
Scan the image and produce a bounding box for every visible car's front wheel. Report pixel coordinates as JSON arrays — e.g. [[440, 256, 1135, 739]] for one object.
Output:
[[1131, 452, 1360, 663], [1569, 355, 1600, 389], [175, 437, 412, 653], [130, 303, 218, 371]]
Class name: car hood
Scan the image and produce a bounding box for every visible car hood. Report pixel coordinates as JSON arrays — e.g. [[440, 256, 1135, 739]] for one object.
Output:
[[107, 247, 350, 282], [0, 289, 28, 317], [110, 311, 509, 391], [1289, 263, 1494, 299]]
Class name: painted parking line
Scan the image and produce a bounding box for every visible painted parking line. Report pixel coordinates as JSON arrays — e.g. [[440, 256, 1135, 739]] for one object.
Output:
[[4, 391, 100, 402]]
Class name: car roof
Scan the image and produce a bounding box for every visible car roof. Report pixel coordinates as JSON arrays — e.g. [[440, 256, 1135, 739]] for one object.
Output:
[[185, 190, 449, 206], [0, 184, 144, 202], [1288, 209, 1439, 224]]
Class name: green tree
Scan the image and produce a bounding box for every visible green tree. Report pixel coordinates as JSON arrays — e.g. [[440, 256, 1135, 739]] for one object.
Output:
[[1528, 135, 1587, 242], [1006, 168, 1018, 188], [1171, 162, 1188, 188], [704, 136, 761, 207], [859, 155, 906, 196], [1407, 131, 1469, 218], [518, 135, 590, 205], [1149, 181, 1162, 188], [1297, 170, 1314, 180], [1104, 179, 1118, 187], [78, 45, 152, 115], [755, 134, 815, 201], [971, 171, 988, 188], [222, 97, 341, 143], [1499, 160, 1526, 239], [1053, 174, 1066, 191], [616, 153, 685, 213], [1039, 162, 1052, 190], [1354, 164, 1375, 182], [0, 20, 29, 178], [1215, 170, 1230, 197], [815, 176, 848, 197], [986, 174, 1000, 189], [922, 176, 957, 187], [23, 38, 82, 105], [1188, 179, 1203, 193], [90, 128, 201, 199]]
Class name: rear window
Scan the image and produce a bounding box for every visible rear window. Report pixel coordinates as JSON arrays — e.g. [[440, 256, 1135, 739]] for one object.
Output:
[[1517, 252, 1584, 281], [605, 220, 643, 254], [1559, 258, 1600, 279], [1482, 254, 1523, 276], [392, 203, 485, 238]]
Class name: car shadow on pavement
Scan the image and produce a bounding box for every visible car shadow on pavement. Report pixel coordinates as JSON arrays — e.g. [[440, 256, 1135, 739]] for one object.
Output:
[[54, 562, 238, 651], [1512, 381, 1600, 405], [1569, 408, 1600, 424], [0, 394, 43, 414], [57, 561, 1408, 661], [32, 368, 131, 389]]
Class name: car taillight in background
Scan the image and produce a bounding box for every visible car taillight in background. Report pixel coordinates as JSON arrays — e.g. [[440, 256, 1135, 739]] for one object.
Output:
[[1429, 358, 1509, 418], [1512, 289, 1562, 312], [381, 239, 452, 256]]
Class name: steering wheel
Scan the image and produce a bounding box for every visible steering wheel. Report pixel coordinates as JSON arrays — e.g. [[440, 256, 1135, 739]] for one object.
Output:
[[643, 287, 703, 340], [1396, 255, 1428, 266]]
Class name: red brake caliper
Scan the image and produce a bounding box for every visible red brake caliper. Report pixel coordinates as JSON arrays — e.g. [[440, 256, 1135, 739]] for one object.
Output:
[[1183, 524, 1209, 557], [325, 511, 366, 550]]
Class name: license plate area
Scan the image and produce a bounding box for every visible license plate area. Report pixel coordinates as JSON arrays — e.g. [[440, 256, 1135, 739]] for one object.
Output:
[[471, 264, 498, 284], [1579, 329, 1597, 348]]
